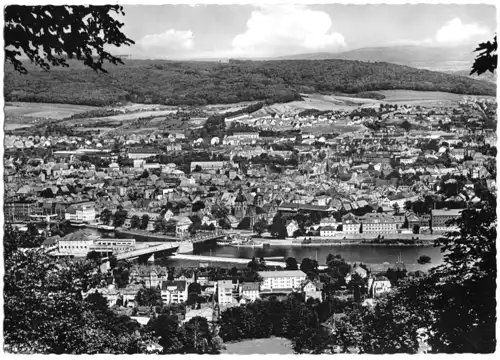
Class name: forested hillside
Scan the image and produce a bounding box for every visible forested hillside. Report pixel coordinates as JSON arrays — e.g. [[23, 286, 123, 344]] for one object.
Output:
[[4, 58, 496, 107]]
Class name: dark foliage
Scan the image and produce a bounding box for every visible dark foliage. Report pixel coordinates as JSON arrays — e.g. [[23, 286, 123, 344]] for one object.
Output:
[[470, 35, 497, 76], [5, 58, 495, 106], [5, 5, 134, 74]]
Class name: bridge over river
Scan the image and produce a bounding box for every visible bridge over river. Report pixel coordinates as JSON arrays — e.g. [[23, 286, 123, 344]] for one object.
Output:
[[103, 230, 227, 261], [113, 242, 181, 261]]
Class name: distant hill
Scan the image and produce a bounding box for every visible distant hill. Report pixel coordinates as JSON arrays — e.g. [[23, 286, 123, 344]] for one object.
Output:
[[4, 58, 495, 107], [277, 46, 477, 70]]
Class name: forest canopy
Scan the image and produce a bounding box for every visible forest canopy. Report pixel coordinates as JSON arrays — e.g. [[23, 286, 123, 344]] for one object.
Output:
[[5, 58, 496, 107]]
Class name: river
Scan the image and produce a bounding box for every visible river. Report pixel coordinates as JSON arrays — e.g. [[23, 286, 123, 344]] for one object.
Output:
[[195, 244, 444, 272], [59, 226, 445, 272]]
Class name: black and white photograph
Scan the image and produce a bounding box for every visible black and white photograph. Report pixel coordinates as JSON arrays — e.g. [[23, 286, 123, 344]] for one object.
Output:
[[2, 0, 497, 355]]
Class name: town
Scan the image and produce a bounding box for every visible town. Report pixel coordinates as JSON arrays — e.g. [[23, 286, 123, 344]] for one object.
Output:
[[3, 3, 497, 355], [4, 92, 497, 354]]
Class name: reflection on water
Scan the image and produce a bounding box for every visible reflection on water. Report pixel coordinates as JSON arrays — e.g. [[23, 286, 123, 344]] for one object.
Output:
[[196, 244, 444, 272]]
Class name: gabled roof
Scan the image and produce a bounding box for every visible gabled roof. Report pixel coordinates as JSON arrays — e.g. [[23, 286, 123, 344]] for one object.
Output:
[[161, 280, 186, 292]]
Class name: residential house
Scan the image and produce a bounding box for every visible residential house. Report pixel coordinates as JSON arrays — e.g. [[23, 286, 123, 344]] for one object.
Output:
[[239, 282, 260, 303], [218, 280, 236, 305], [345, 264, 368, 283], [367, 275, 392, 298], [302, 281, 323, 302], [129, 265, 168, 288], [172, 216, 193, 234], [161, 280, 188, 304]]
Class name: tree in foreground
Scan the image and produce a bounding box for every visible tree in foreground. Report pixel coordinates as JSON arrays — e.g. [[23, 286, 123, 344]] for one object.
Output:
[[425, 193, 496, 353], [470, 35, 497, 76], [4, 249, 156, 353], [331, 192, 497, 354], [5, 5, 134, 74]]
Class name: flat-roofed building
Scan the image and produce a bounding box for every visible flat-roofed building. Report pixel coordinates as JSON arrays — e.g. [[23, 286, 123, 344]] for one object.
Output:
[[233, 132, 259, 139], [190, 161, 225, 172], [218, 280, 237, 305], [258, 270, 307, 292], [91, 238, 136, 254], [128, 148, 158, 160], [64, 204, 96, 223]]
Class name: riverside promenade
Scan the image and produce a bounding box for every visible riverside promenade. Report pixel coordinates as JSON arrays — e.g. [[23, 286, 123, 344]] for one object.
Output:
[[170, 253, 328, 270]]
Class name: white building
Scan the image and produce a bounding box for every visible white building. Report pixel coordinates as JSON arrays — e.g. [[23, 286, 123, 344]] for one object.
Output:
[[161, 280, 188, 304], [92, 238, 136, 253], [218, 280, 236, 305], [258, 270, 307, 292], [190, 161, 225, 172], [64, 205, 96, 223], [128, 148, 158, 160], [233, 132, 259, 139], [320, 226, 337, 237], [239, 282, 260, 302], [367, 276, 392, 298], [359, 213, 405, 235], [343, 218, 361, 234], [172, 216, 193, 234], [58, 232, 96, 256]]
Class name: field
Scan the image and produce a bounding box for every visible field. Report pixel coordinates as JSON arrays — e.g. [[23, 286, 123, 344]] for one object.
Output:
[[261, 89, 496, 116], [86, 109, 178, 122], [4, 123, 34, 131], [223, 337, 294, 355], [302, 123, 367, 136], [4, 102, 100, 120]]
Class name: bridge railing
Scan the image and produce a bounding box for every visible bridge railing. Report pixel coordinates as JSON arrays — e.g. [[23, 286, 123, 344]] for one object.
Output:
[[115, 242, 181, 260]]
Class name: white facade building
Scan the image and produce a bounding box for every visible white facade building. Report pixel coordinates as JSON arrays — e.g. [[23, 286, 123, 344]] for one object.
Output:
[[64, 205, 96, 223], [218, 280, 236, 305], [161, 280, 188, 304], [258, 270, 307, 292]]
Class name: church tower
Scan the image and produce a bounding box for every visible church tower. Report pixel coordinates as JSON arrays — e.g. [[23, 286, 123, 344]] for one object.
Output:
[[234, 190, 247, 219]]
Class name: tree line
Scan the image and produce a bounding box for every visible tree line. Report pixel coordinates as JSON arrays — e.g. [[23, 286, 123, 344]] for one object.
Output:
[[5, 58, 495, 107]]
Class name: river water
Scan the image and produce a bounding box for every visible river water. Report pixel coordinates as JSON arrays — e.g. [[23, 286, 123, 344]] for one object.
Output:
[[60, 226, 445, 272], [196, 244, 444, 272]]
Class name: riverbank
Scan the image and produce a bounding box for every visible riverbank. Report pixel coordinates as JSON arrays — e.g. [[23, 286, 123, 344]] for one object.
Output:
[[261, 239, 436, 247], [289, 242, 434, 247]]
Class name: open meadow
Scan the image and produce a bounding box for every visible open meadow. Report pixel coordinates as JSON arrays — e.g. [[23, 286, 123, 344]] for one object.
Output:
[[4, 102, 100, 119], [223, 337, 295, 355]]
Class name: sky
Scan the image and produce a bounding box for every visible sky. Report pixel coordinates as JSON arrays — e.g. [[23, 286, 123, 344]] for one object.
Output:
[[108, 3, 497, 59]]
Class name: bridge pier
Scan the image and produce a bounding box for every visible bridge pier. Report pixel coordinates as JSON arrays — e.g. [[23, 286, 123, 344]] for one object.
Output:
[[178, 241, 194, 254]]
